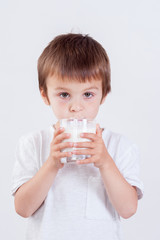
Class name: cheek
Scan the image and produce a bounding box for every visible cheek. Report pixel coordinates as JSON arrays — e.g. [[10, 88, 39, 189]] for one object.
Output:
[[50, 100, 68, 116], [51, 98, 66, 106], [84, 101, 100, 117], [86, 98, 100, 108], [52, 101, 67, 111]]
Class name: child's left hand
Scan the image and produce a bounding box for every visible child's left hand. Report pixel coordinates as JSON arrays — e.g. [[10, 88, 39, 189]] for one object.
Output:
[[72, 124, 111, 169]]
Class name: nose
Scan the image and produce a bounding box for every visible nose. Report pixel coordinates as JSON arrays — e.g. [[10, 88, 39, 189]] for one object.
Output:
[[69, 103, 83, 112]]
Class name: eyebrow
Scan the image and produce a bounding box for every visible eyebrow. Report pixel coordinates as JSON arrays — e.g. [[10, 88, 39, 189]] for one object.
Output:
[[54, 87, 99, 91]]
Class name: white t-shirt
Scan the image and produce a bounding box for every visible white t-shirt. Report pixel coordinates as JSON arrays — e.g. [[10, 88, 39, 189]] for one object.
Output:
[[11, 126, 144, 240]]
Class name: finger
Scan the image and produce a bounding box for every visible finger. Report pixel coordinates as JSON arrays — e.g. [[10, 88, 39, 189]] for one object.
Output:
[[53, 132, 71, 144], [53, 126, 65, 139], [73, 141, 95, 149], [59, 151, 73, 158], [52, 121, 62, 138], [76, 157, 93, 165], [54, 141, 74, 151], [53, 150, 73, 159], [96, 123, 102, 137], [72, 148, 94, 156], [54, 121, 60, 130], [80, 132, 97, 141]]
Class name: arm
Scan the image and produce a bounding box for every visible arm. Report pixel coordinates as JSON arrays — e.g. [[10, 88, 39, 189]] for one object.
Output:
[[14, 159, 59, 218], [99, 155, 138, 219], [14, 126, 73, 218], [73, 124, 138, 219]]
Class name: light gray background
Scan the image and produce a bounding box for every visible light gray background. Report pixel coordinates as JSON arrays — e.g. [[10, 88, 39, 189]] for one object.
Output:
[[0, 0, 159, 239]]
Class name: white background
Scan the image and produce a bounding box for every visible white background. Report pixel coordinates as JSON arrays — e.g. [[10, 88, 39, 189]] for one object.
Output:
[[0, 0, 160, 239]]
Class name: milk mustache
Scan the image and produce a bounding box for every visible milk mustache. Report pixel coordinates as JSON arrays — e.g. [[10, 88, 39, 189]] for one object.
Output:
[[60, 118, 96, 163]]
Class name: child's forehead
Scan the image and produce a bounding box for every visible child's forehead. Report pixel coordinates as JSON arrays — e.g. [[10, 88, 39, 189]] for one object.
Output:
[[46, 75, 102, 90]]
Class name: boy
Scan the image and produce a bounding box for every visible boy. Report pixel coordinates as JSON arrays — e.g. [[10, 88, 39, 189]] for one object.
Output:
[[12, 33, 143, 240]]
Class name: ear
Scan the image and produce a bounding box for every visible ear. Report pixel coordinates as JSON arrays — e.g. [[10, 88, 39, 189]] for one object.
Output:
[[100, 94, 107, 105], [40, 88, 50, 105]]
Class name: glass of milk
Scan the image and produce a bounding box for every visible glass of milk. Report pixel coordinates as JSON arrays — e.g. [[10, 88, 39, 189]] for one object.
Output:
[[60, 118, 96, 163]]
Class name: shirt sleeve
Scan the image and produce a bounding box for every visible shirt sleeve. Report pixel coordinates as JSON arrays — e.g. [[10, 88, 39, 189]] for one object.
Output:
[[11, 134, 39, 196], [116, 138, 144, 200]]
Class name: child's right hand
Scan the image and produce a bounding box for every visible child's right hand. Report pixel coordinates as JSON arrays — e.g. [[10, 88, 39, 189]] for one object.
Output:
[[47, 122, 73, 169]]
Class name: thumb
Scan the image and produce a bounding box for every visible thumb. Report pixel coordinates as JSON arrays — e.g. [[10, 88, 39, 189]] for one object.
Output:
[[54, 121, 60, 130], [96, 123, 102, 137]]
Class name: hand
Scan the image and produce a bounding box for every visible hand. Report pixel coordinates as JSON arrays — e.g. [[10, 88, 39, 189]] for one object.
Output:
[[72, 124, 111, 169], [47, 121, 74, 169]]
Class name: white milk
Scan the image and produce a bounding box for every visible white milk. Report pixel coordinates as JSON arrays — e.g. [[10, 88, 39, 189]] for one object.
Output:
[[60, 119, 96, 163]]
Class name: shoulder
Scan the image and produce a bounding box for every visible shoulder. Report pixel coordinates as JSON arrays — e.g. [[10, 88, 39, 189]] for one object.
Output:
[[102, 128, 134, 147], [17, 126, 53, 149], [102, 128, 139, 160]]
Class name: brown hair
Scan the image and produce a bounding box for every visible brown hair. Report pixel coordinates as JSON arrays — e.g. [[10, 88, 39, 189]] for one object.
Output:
[[37, 33, 111, 99]]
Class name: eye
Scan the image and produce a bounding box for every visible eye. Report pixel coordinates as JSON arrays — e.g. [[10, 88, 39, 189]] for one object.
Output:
[[59, 92, 70, 98], [84, 92, 94, 98]]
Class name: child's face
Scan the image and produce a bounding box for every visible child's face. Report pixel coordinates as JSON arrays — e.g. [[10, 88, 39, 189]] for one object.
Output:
[[41, 76, 106, 120]]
